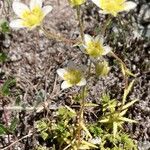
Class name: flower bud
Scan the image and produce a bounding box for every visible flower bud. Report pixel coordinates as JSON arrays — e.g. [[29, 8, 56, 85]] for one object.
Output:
[[95, 61, 110, 76]]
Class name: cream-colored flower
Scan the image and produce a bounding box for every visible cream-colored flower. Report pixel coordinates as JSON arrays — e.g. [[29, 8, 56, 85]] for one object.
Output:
[[82, 34, 111, 58], [91, 0, 137, 17], [10, 0, 53, 29], [68, 0, 85, 7], [57, 65, 86, 89]]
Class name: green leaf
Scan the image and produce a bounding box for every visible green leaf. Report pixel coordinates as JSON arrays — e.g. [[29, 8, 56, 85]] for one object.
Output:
[[1, 79, 16, 96], [99, 118, 109, 123], [119, 117, 137, 123], [9, 117, 18, 132], [122, 80, 135, 104], [84, 103, 99, 107], [119, 109, 128, 117], [121, 99, 138, 110], [0, 19, 10, 33], [65, 105, 76, 115], [88, 124, 103, 137], [41, 131, 49, 140], [80, 121, 92, 138], [81, 140, 98, 149], [120, 63, 135, 77], [113, 122, 118, 138], [0, 124, 8, 135], [58, 106, 76, 119], [120, 63, 126, 76], [101, 93, 110, 104], [0, 52, 7, 62], [126, 69, 136, 77], [36, 120, 49, 132]]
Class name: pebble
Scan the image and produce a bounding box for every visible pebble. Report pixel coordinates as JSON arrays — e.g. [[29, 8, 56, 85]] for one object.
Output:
[[9, 51, 22, 62]]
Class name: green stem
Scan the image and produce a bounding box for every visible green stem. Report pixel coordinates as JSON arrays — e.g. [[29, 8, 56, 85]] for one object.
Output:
[[76, 59, 92, 148], [110, 51, 129, 110], [76, 86, 86, 148], [110, 51, 128, 88], [76, 6, 84, 41], [101, 15, 112, 36], [40, 25, 77, 44]]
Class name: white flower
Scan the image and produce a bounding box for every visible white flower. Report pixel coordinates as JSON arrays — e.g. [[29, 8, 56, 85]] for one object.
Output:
[[57, 64, 86, 89], [91, 0, 137, 17], [10, 0, 53, 29], [82, 34, 111, 58]]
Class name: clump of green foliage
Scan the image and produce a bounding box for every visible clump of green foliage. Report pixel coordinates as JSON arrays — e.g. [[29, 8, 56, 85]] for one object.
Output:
[[0, 19, 10, 34]]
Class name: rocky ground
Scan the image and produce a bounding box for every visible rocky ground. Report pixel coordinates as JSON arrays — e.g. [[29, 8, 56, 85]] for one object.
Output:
[[0, 0, 149, 149]]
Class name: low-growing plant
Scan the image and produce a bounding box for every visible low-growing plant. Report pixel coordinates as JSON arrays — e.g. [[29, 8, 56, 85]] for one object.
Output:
[[0, 0, 140, 149], [0, 19, 10, 34]]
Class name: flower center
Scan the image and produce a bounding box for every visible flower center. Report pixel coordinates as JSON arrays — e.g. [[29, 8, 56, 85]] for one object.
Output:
[[86, 41, 104, 57], [21, 6, 44, 28], [69, 0, 85, 6], [100, 0, 125, 16], [64, 69, 82, 85]]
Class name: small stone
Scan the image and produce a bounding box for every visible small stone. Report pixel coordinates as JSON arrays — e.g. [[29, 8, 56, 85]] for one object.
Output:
[[9, 51, 22, 61]]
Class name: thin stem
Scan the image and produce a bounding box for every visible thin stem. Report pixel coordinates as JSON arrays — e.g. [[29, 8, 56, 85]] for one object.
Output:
[[110, 51, 128, 88], [87, 60, 92, 79], [101, 15, 112, 36], [76, 86, 86, 148], [110, 51, 130, 111], [76, 59, 92, 148], [1, 133, 33, 150], [110, 51, 127, 69], [40, 25, 77, 44], [76, 6, 84, 41]]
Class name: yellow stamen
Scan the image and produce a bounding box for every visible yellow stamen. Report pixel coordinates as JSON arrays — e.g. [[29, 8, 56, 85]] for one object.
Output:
[[64, 69, 82, 85], [68, 0, 85, 6], [100, 0, 125, 16], [21, 6, 44, 28], [86, 41, 104, 57]]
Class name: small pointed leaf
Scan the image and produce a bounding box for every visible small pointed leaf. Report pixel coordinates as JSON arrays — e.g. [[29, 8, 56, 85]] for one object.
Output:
[[81, 140, 98, 149], [126, 69, 136, 77], [123, 80, 135, 104], [122, 99, 138, 110], [65, 105, 76, 115], [80, 122, 92, 138], [84, 103, 99, 107], [99, 118, 109, 123], [113, 122, 118, 138], [120, 63, 126, 76], [119, 117, 137, 123], [120, 109, 128, 117]]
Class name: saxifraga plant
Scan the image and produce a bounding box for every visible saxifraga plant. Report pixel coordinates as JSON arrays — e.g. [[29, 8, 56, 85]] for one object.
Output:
[[0, 0, 139, 149]]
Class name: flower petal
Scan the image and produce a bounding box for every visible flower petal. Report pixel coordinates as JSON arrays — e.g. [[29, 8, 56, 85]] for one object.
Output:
[[42, 5, 53, 17], [77, 78, 86, 86], [30, 0, 43, 10], [123, 1, 137, 11], [84, 34, 92, 44], [80, 45, 86, 53], [99, 10, 109, 15], [12, 2, 30, 18], [9, 19, 25, 29], [102, 46, 111, 55], [61, 81, 72, 89], [57, 68, 67, 79], [95, 35, 104, 44], [91, 0, 100, 7]]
